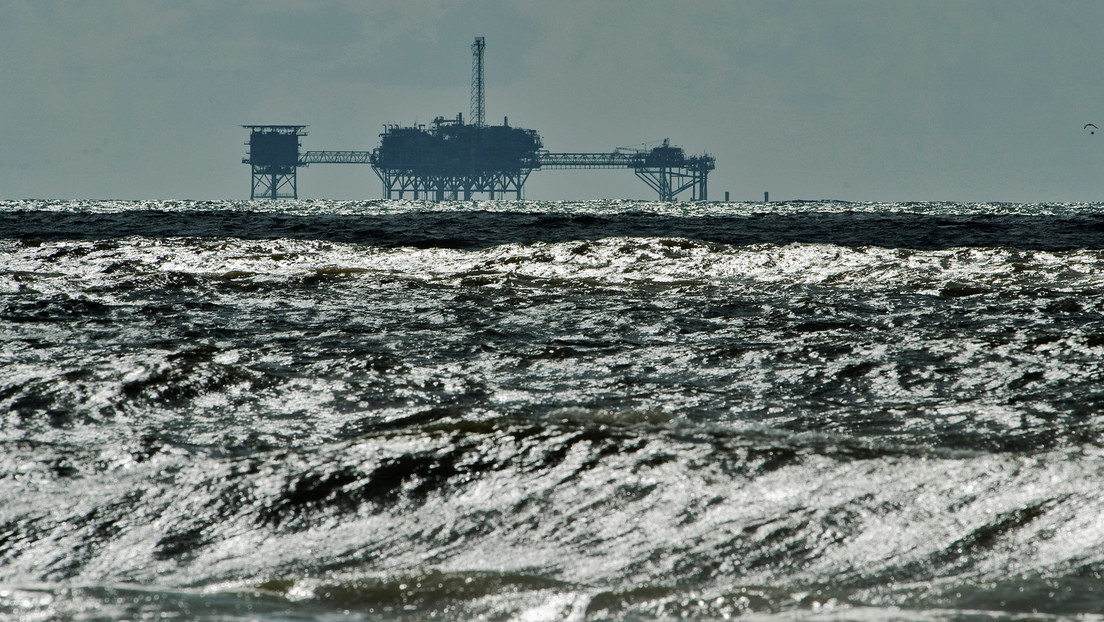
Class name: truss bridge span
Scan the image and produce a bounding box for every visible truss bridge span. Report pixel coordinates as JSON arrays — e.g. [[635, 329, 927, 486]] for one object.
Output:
[[299, 151, 373, 165]]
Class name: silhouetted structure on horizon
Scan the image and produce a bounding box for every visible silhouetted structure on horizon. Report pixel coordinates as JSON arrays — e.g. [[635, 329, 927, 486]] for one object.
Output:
[[243, 39, 714, 201], [241, 125, 306, 200]]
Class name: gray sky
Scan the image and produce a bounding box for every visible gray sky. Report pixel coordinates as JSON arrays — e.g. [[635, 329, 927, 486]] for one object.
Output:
[[3, 0, 1104, 202]]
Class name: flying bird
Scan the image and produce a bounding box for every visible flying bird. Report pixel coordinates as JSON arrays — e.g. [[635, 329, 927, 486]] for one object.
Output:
[[1085, 123, 1098, 135]]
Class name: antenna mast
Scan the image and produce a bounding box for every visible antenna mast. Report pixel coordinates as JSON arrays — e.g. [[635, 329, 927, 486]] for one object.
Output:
[[471, 36, 485, 127]]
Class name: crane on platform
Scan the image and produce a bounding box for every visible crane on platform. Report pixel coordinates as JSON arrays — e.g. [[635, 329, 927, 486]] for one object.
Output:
[[616, 139, 669, 154]]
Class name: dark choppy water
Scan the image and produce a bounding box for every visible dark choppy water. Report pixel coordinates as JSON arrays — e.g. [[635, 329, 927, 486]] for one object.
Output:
[[2, 199, 1104, 621]]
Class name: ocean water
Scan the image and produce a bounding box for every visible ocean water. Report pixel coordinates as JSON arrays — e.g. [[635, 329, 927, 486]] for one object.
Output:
[[2, 198, 1104, 621]]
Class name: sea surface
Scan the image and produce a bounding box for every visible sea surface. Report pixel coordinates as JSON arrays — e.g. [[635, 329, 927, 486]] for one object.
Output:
[[2, 198, 1104, 621]]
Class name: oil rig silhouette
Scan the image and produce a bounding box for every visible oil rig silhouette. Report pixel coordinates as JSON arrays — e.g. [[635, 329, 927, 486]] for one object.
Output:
[[243, 38, 715, 201]]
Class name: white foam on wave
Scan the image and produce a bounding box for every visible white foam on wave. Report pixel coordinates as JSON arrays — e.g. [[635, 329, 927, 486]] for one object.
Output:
[[5, 230, 1104, 302]]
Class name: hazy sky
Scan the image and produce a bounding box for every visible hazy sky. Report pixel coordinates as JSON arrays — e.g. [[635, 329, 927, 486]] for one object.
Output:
[[4, 0, 1104, 202]]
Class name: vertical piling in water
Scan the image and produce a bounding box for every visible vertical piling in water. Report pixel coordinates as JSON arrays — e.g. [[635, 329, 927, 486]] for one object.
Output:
[[764, 191, 769, 203], [725, 191, 730, 202]]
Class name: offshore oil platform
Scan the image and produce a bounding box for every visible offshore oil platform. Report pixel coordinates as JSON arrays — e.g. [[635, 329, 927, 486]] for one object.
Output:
[[243, 37, 715, 201]]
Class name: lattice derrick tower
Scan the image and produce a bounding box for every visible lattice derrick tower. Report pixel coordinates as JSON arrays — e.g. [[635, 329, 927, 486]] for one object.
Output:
[[471, 36, 486, 128]]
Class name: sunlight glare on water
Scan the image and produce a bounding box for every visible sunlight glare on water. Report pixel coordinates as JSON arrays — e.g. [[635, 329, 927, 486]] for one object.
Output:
[[2, 199, 1104, 620]]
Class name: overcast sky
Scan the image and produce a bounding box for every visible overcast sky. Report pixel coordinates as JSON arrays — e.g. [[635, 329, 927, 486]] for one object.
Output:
[[3, 0, 1104, 202]]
